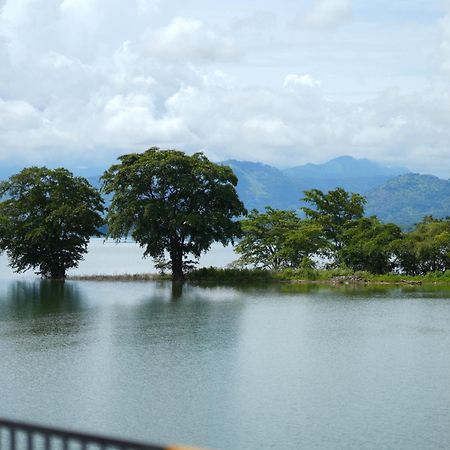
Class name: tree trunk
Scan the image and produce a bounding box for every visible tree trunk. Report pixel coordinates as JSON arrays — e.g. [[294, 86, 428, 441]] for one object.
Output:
[[49, 269, 66, 280], [49, 260, 66, 279], [170, 245, 184, 282]]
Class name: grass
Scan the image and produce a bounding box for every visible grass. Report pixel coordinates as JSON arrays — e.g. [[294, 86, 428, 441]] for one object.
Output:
[[68, 267, 450, 285], [187, 266, 450, 285], [68, 273, 170, 281]]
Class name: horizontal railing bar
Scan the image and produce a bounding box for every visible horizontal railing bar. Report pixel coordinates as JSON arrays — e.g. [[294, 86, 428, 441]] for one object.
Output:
[[0, 419, 164, 450]]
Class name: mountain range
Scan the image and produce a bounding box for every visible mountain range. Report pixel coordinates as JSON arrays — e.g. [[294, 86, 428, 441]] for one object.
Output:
[[2, 156, 449, 227], [222, 156, 450, 226], [223, 156, 408, 210]]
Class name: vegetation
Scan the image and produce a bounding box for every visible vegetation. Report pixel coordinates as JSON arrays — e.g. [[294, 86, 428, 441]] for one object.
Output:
[[102, 147, 246, 281], [236, 187, 450, 281], [234, 207, 323, 270], [301, 187, 366, 262], [391, 216, 450, 275], [339, 217, 402, 274], [0, 167, 104, 279]]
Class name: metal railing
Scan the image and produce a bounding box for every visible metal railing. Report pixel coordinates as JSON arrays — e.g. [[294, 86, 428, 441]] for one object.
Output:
[[0, 418, 202, 450]]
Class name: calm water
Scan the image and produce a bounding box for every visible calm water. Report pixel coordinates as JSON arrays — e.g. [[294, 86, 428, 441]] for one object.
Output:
[[1, 244, 450, 449]]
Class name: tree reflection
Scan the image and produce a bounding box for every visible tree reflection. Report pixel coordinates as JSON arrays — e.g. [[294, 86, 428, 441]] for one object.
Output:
[[0, 280, 86, 342]]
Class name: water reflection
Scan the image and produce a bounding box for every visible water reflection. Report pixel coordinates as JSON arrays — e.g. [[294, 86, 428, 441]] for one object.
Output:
[[1, 280, 85, 317], [0, 280, 87, 346], [171, 281, 184, 301]]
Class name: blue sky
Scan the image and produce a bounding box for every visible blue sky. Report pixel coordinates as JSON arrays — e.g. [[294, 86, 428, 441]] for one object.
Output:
[[0, 0, 449, 176]]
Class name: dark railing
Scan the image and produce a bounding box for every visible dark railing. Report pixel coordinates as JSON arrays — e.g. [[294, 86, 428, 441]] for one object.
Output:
[[0, 418, 201, 450]]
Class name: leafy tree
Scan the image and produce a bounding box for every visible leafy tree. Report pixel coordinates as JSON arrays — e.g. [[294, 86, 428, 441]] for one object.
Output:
[[339, 217, 402, 274], [0, 167, 104, 279], [302, 187, 366, 262], [392, 216, 450, 275], [235, 207, 323, 270], [101, 147, 246, 281]]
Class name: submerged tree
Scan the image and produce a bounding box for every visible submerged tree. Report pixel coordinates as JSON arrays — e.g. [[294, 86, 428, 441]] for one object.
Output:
[[0, 167, 104, 279], [235, 207, 324, 270], [102, 147, 246, 281]]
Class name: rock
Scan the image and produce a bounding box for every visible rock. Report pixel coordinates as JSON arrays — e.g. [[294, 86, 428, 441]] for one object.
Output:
[[330, 275, 366, 284]]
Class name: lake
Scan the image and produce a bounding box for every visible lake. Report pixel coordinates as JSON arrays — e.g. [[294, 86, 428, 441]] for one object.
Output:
[[1, 242, 450, 450]]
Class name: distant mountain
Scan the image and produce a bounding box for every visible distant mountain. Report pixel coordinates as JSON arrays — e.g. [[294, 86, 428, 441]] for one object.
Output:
[[365, 174, 450, 226], [9, 156, 447, 227], [221, 160, 302, 211], [284, 155, 408, 179], [282, 155, 409, 193], [221, 156, 410, 212]]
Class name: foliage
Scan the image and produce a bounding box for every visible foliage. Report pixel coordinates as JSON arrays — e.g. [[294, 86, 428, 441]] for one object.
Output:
[[0, 167, 104, 278], [102, 147, 246, 281], [235, 207, 323, 270], [302, 187, 366, 261], [339, 217, 403, 274], [187, 267, 272, 283], [392, 216, 450, 275]]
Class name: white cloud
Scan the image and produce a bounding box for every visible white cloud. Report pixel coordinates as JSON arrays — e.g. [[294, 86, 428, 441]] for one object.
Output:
[[441, 3, 450, 72], [292, 0, 352, 29], [0, 0, 448, 177], [147, 17, 239, 62], [232, 11, 277, 32], [284, 74, 321, 88]]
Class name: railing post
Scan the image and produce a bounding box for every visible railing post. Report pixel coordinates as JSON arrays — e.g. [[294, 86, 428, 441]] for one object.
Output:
[[9, 427, 15, 450]]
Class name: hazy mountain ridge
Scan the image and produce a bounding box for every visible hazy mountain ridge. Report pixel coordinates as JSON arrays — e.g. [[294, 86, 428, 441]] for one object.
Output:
[[224, 158, 450, 226], [283, 155, 408, 179], [222, 156, 413, 213], [221, 160, 301, 211]]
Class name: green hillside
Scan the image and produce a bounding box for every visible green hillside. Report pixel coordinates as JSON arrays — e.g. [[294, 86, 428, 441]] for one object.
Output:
[[222, 160, 303, 211], [365, 174, 450, 226]]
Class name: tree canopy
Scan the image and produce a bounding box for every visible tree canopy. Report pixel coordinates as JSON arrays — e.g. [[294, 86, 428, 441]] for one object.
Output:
[[235, 207, 323, 270], [391, 216, 450, 275], [339, 216, 402, 274], [302, 187, 366, 262], [0, 167, 104, 279], [101, 147, 246, 281]]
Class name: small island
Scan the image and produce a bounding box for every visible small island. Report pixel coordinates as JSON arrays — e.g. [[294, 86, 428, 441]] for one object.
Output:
[[2, 148, 450, 286]]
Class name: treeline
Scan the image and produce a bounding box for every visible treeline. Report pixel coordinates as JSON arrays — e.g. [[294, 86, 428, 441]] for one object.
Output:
[[1, 147, 449, 280], [235, 188, 450, 276]]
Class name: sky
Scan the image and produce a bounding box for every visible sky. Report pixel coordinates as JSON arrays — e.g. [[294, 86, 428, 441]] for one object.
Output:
[[0, 0, 449, 176]]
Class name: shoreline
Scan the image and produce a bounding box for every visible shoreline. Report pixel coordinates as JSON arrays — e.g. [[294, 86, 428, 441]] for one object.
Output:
[[67, 272, 450, 286]]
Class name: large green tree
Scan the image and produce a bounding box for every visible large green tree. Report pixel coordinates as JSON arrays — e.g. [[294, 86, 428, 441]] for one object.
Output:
[[101, 147, 246, 281], [339, 216, 402, 274], [302, 187, 366, 263], [235, 207, 323, 270], [0, 167, 104, 279]]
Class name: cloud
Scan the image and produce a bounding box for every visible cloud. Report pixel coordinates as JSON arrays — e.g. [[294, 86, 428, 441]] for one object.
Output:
[[0, 0, 448, 177], [284, 74, 321, 88], [147, 17, 239, 62], [441, 2, 450, 72], [231, 11, 277, 32], [291, 0, 352, 29]]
